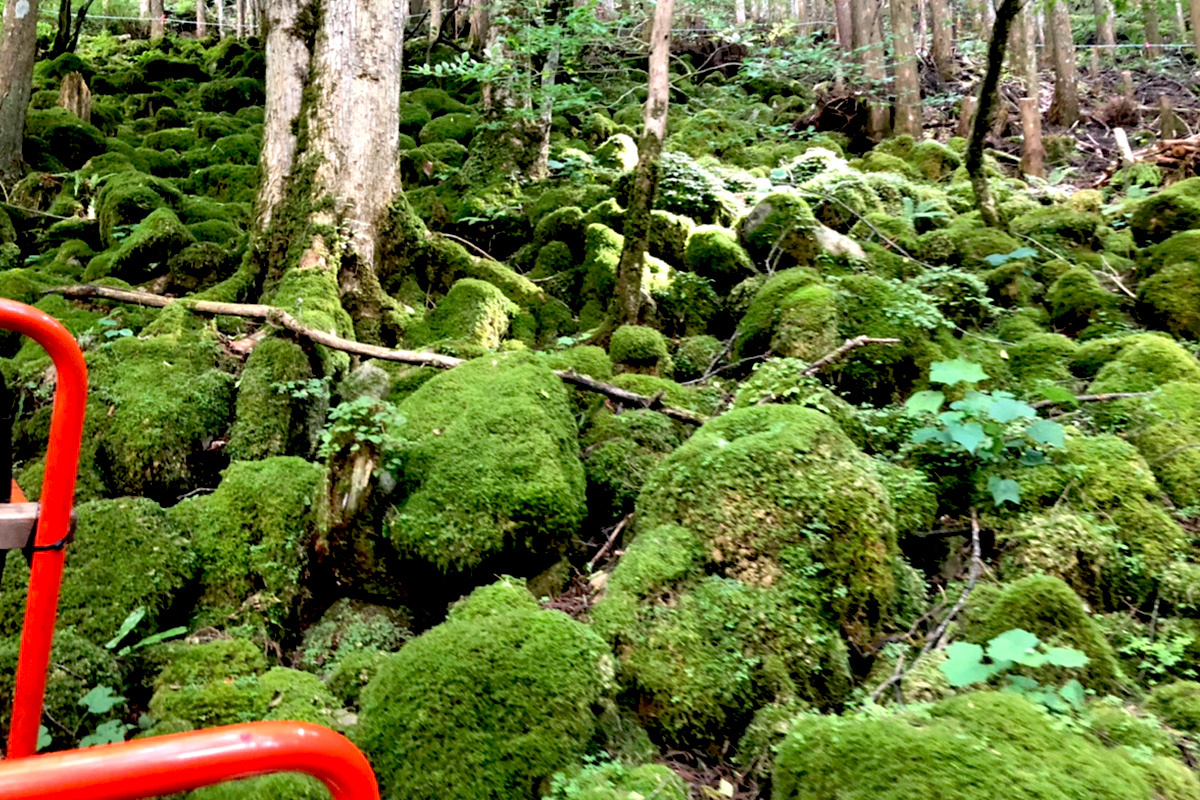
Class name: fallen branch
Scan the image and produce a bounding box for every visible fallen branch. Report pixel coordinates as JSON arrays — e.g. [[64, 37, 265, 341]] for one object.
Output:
[[46, 284, 708, 425], [801, 336, 902, 376], [1028, 391, 1154, 409], [587, 512, 633, 569]]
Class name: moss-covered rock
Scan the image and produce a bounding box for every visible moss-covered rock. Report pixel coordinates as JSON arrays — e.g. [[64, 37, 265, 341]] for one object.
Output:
[[1130, 177, 1200, 246], [185, 164, 259, 203], [647, 209, 692, 268], [147, 638, 269, 730], [672, 334, 724, 382], [684, 224, 756, 294], [94, 170, 184, 248], [997, 510, 1117, 607], [733, 268, 837, 362], [97, 207, 196, 283], [1127, 381, 1200, 508], [1007, 332, 1077, 385], [1147, 680, 1200, 734], [356, 578, 609, 800], [1137, 260, 1200, 338], [1045, 266, 1113, 332], [582, 409, 681, 527], [23, 107, 107, 169], [1088, 334, 1200, 393], [226, 337, 322, 461], [774, 692, 1154, 800], [609, 325, 668, 374], [636, 405, 898, 644], [595, 133, 639, 171], [422, 278, 519, 348], [544, 763, 688, 800], [418, 112, 479, 145], [294, 598, 410, 675], [404, 87, 471, 116], [384, 352, 585, 575], [1010, 206, 1101, 248], [738, 192, 818, 268]]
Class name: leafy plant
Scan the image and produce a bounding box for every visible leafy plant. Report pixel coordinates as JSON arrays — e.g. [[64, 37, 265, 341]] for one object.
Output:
[[76, 686, 134, 748], [104, 606, 187, 658], [96, 317, 133, 339], [905, 359, 1064, 506], [270, 377, 329, 400], [940, 628, 1089, 713], [319, 396, 409, 476], [982, 246, 1039, 268]]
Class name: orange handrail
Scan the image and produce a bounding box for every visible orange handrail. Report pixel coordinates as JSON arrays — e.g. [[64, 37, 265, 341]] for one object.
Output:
[[0, 299, 87, 759], [0, 721, 380, 800]]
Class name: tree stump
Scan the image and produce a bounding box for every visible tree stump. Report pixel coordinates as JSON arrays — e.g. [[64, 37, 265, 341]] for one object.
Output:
[[57, 72, 91, 124]]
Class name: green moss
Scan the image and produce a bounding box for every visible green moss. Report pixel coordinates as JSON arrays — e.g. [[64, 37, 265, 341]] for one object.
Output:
[[582, 410, 682, 527], [857, 150, 921, 180], [997, 510, 1118, 608], [294, 599, 410, 675], [422, 278, 519, 348], [1088, 334, 1200, 393], [1130, 177, 1200, 245], [1147, 680, 1200, 733], [185, 164, 259, 203], [636, 405, 898, 645], [610, 325, 668, 372], [774, 693, 1153, 800], [385, 352, 585, 574], [672, 334, 723, 382], [0, 630, 122, 749], [404, 87, 471, 116], [327, 649, 391, 708], [798, 169, 883, 232], [23, 107, 107, 169], [908, 139, 962, 182], [399, 101, 432, 137], [533, 205, 587, 253], [581, 222, 623, 309], [1137, 260, 1200, 337], [226, 336, 321, 461], [595, 133, 639, 171], [609, 373, 721, 415], [1087, 699, 1178, 757], [546, 763, 686, 800], [98, 207, 196, 283], [418, 112, 479, 145], [668, 108, 755, 161], [684, 224, 755, 294], [148, 638, 269, 730], [738, 192, 818, 267], [142, 125, 198, 151], [733, 268, 837, 362], [874, 460, 938, 537], [196, 77, 264, 113], [647, 209, 693, 268], [1046, 266, 1113, 331], [1010, 206, 1101, 248], [170, 458, 322, 629], [356, 578, 609, 800], [94, 170, 184, 248], [1007, 332, 1077, 385], [652, 151, 733, 225], [1127, 381, 1200, 508]]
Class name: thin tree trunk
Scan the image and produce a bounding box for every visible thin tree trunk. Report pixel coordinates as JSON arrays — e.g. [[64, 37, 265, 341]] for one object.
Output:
[[428, 0, 442, 50], [852, 0, 888, 137], [1145, 0, 1162, 44], [1019, 96, 1045, 177], [892, 0, 922, 136], [929, 0, 952, 81], [968, 0, 1022, 227], [1191, 0, 1200, 57], [615, 0, 674, 326], [0, 0, 41, 183], [197, 0, 207, 37], [149, 0, 165, 39], [835, 0, 853, 48], [533, 42, 560, 179], [53, 0, 72, 55], [1094, 0, 1115, 47], [1009, 4, 1037, 97], [235, 0, 244, 38], [218, 0, 225, 37], [736, 0, 747, 24], [1048, 0, 1078, 126], [468, 0, 488, 50]]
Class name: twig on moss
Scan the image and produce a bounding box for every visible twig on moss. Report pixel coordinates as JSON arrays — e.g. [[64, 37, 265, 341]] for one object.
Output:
[[1028, 391, 1154, 409], [44, 284, 709, 425], [439, 232, 501, 262], [802, 336, 902, 376], [587, 512, 633, 569]]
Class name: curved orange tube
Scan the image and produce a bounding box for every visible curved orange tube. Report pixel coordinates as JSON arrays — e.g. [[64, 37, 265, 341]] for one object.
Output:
[[0, 721, 380, 799], [0, 299, 87, 759]]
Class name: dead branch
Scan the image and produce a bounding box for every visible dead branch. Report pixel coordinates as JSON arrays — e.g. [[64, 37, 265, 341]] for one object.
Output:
[[802, 336, 902, 375], [46, 284, 708, 425], [1028, 391, 1154, 409], [586, 512, 633, 569]]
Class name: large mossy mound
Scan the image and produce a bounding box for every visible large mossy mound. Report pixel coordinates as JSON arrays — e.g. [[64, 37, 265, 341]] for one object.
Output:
[[384, 352, 586, 575], [356, 579, 609, 800], [774, 692, 1165, 800]]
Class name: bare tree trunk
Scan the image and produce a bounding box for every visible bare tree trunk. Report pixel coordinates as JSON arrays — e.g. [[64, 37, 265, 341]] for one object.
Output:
[[258, 0, 308, 229], [468, 0, 488, 50], [892, 0, 922, 136], [1009, 4, 1037, 96], [1094, 0, 1115, 47], [0, 0, 40, 184], [235, 0, 245, 38], [149, 0, 165, 39], [53, 0, 72, 55], [1048, 0, 1078, 126], [428, 0, 442, 50], [736, 0, 747, 24], [533, 42, 560, 179], [852, 0, 888, 137], [140, 0, 150, 30], [1191, 0, 1200, 57], [929, 0, 953, 81], [218, 0, 225, 37], [1145, 0, 1162, 44], [1019, 96, 1045, 176], [835, 0, 853, 48], [197, 0, 207, 37], [615, 0, 674, 327], [968, 0, 1022, 227]]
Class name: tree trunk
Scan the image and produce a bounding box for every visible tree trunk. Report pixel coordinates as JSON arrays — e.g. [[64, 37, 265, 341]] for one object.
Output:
[[1094, 0, 1116, 46], [235, 0, 245, 38], [892, 0, 921, 136], [615, 0, 674, 327], [929, 0, 952, 82], [53, 0, 72, 56], [1191, 0, 1200, 57], [835, 0, 853, 48], [427, 0, 442, 51], [468, 0, 488, 50], [967, 0, 1022, 227], [57, 72, 91, 122], [197, 0, 207, 38], [852, 0, 888, 138], [1047, 0, 1078, 126], [735, 0, 747, 24], [218, 0, 225, 37], [150, 0, 165, 39], [0, 0, 40, 184], [1145, 0, 1162, 44], [1019, 96, 1044, 177], [140, 0, 150, 29]]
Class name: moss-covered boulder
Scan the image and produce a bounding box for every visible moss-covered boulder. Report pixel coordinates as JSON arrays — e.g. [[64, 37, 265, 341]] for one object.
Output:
[[544, 763, 687, 800], [684, 224, 756, 294], [1147, 680, 1200, 734], [293, 598, 410, 675], [1137, 258, 1200, 338], [1088, 334, 1200, 393], [1130, 177, 1200, 246], [964, 574, 1123, 691], [582, 409, 681, 527], [23, 107, 107, 169], [774, 692, 1156, 800], [98, 207, 196, 283], [1046, 265, 1113, 332], [356, 579, 609, 800], [384, 352, 585, 575], [636, 405, 898, 643], [1127, 381, 1200, 508], [609, 325, 668, 375], [87, 331, 234, 499], [169, 457, 323, 630], [423, 278, 519, 348], [1010, 206, 1101, 248], [226, 337, 322, 461], [738, 192, 818, 268], [595, 133, 639, 171], [733, 268, 838, 362], [417, 112, 478, 145], [997, 510, 1117, 608], [94, 170, 184, 248]]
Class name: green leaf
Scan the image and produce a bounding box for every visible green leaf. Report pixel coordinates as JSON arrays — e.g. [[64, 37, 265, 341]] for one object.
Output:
[[1035, 385, 1078, 406], [1009, 247, 1039, 260], [949, 390, 993, 416], [988, 476, 1022, 506], [911, 427, 952, 446], [1058, 679, 1087, 709], [1026, 419, 1065, 449], [79, 686, 126, 715], [939, 642, 993, 687], [37, 725, 51, 752], [947, 421, 988, 454], [987, 629, 1043, 666], [104, 606, 147, 650], [904, 390, 945, 416], [1044, 646, 1090, 669], [79, 719, 133, 748], [987, 396, 1037, 424], [929, 359, 989, 386]]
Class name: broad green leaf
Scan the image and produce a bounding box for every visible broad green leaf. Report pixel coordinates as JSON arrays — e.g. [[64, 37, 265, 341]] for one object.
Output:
[[1018, 449, 1048, 467], [1026, 419, 1065, 449], [949, 390, 993, 416], [1006, 675, 1040, 692], [988, 476, 1022, 506], [1044, 646, 1090, 669], [1035, 385, 1078, 406], [79, 719, 132, 748], [904, 390, 945, 416], [1009, 247, 1039, 260], [1058, 679, 1086, 709], [947, 421, 988, 455], [987, 396, 1037, 424], [79, 685, 125, 716], [940, 642, 993, 687], [929, 359, 989, 386], [912, 427, 952, 446], [987, 629, 1043, 665], [37, 725, 51, 752], [104, 606, 146, 650]]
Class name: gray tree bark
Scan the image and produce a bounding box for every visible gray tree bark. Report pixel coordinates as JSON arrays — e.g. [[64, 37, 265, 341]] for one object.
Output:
[[149, 0, 165, 38], [615, 0, 675, 326], [892, 0, 922, 136], [197, 0, 207, 37], [1048, 0, 1078, 125], [0, 0, 40, 184], [929, 0, 952, 81]]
